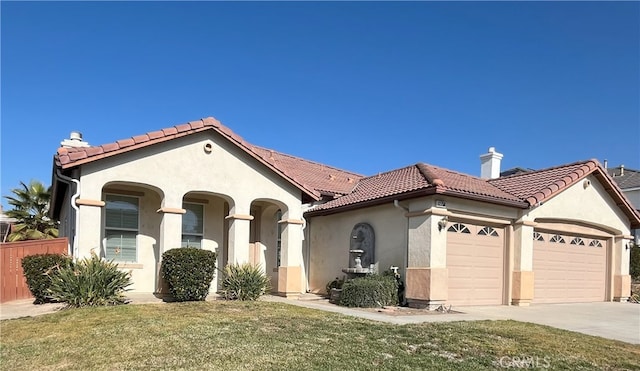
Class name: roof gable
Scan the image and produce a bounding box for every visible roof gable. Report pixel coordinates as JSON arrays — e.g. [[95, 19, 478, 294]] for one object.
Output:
[[490, 160, 640, 228], [54, 117, 362, 201]]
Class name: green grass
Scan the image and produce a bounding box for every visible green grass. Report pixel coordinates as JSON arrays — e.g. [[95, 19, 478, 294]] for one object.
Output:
[[1, 301, 639, 370]]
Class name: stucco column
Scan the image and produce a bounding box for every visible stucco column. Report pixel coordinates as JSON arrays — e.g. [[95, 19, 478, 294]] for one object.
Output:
[[157, 206, 185, 294], [511, 221, 535, 306], [76, 204, 103, 259], [277, 217, 304, 298], [226, 214, 252, 264], [613, 235, 632, 302], [405, 204, 448, 309]]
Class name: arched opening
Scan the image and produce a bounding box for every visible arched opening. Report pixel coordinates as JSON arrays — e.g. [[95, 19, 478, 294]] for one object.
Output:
[[250, 199, 288, 292], [101, 181, 164, 293], [182, 191, 234, 292]]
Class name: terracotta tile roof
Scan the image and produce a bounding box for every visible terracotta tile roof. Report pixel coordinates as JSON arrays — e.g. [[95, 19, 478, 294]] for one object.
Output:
[[607, 167, 640, 190], [308, 163, 527, 214], [250, 146, 362, 197], [489, 160, 640, 227], [489, 160, 599, 205], [308, 159, 640, 229], [54, 117, 361, 201]]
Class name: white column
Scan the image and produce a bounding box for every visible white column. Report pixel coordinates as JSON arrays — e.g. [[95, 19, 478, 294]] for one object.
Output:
[[226, 213, 252, 264]]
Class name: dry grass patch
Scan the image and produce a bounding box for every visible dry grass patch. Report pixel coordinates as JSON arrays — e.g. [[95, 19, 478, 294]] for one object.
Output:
[[1, 301, 639, 370]]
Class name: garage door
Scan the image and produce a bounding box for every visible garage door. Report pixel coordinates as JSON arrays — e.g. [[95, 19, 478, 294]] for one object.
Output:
[[447, 223, 505, 306], [533, 232, 606, 304]]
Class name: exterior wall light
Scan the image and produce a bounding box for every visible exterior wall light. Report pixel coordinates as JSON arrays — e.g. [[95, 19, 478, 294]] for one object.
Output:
[[438, 216, 449, 231]]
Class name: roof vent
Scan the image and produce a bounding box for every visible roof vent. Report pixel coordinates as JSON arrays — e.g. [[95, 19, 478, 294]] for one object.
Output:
[[480, 147, 503, 179], [61, 131, 90, 148]]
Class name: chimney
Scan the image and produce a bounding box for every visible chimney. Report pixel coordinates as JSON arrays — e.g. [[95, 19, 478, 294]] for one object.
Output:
[[620, 164, 624, 176], [61, 131, 90, 148], [480, 147, 503, 179]]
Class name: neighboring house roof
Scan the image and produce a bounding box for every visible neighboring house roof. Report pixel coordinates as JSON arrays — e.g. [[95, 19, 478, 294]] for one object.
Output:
[[606, 166, 640, 190], [54, 117, 362, 202], [500, 167, 534, 177]]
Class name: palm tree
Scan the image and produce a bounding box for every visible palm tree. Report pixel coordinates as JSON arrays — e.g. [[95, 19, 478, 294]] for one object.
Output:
[[4, 180, 58, 241]]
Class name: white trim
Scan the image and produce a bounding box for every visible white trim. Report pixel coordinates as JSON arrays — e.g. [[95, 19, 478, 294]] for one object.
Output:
[[103, 193, 141, 263]]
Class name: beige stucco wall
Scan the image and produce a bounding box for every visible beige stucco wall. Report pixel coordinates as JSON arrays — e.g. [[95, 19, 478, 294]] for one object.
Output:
[[72, 131, 306, 294], [307, 203, 407, 294], [525, 175, 631, 235]]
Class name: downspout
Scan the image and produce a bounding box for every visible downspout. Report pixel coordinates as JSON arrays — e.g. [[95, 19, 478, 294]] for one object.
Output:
[[56, 169, 80, 260], [393, 200, 410, 289], [302, 215, 311, 293]]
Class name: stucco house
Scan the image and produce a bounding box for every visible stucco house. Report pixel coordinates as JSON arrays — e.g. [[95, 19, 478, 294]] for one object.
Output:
[[50, 117, 640, 307]]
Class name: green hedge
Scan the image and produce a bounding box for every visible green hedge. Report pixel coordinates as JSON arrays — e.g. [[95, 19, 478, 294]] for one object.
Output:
[[220, 263, 271, 301], [339, 274, 398, 308], [631, 243, 640, 281], [47, 253, 132, 307], [21, 253, 72, 304], [161, 248, 218, 301]]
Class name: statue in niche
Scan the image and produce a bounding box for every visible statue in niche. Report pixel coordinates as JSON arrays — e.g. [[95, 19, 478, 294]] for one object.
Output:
[[349, 223, 375, 271]]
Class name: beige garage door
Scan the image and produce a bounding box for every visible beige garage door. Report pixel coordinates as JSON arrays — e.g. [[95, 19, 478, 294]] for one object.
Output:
[[447, 223, 505, 306], [533, 232, 606, 304]]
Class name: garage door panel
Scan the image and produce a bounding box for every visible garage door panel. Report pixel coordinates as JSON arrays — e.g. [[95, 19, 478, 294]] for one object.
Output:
[[533, 233, 606, 304], [447, 223, 504, 306]]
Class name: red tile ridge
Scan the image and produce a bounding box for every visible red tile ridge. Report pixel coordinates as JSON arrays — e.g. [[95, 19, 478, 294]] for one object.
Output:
[[518, 159, 599, 205], [117, 138, 135, 148], [162, 127, 178, 136], [416, 163, 443, 187], [132, 134, 150, 144], [175, 123, 192, 133]]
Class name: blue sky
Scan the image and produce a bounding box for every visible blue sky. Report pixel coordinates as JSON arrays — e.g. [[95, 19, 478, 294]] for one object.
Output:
[[2, 1, 638, 209]]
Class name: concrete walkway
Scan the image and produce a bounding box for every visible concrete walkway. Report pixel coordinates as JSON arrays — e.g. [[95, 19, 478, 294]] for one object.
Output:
[[2, 294, 638, 344]]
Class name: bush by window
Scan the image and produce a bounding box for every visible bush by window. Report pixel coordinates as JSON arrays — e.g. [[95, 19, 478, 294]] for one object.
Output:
[[161, 248, 217, 301]]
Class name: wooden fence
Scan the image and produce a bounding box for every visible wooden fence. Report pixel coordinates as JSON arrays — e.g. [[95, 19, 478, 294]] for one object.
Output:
[[0, 238, 68, 303]]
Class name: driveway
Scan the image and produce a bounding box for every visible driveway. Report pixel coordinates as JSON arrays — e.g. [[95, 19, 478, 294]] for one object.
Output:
[[266, 297, 640, 345], [459, 302, 640, 345]]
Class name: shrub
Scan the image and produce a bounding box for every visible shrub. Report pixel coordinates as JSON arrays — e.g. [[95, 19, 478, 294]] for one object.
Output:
[[21, 253, 72, 304], [48, 253, 132, 307], [220, 263, 271, 301], [325, 276, 344, 296], [630, 242, 640, 281], [339, 274, 398, 308], [161, 248, 218, 302]]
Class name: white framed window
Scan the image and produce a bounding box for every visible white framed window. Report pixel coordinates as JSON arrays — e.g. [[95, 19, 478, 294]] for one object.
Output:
[[570, 237, 585, 246], [447, 223, 470, 234], [276, 210, 282, 267], [589, 240, 603, 248], [478, 226, 499, 237], [182, 202, 204, 248], [104, 194, 139, 262]]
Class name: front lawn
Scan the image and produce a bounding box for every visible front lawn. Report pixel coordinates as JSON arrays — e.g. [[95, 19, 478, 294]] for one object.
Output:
[[1, 301, 638, 370]]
